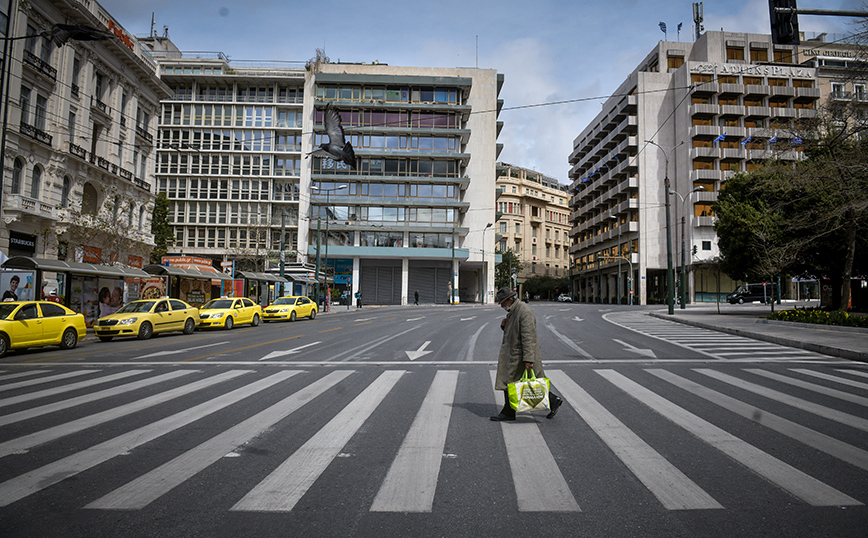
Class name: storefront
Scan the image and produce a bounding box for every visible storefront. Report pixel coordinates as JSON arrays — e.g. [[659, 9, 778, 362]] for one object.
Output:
[[1, 256, 150, 327], [234, 272, 289, 306], [143, 265, 234, 308]]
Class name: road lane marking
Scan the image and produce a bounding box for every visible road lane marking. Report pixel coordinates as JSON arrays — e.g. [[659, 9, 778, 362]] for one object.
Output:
[[259, 341, 322, 361], [460, 323, 488, 362], [87, 370, 353, 510], [547, 370, 721, 510], [0, 370, 149, 409], [746, 369, 868, 407], [331, 326, 420, 362], [0, 371, 47, 381], [612, 339, 657, 359], [134, 341, 230, 360], [597, 369, 861, 506], [489, 370, 580, 512], [0, 370, 96, 392], [318, 327, 342, 333], [406, 317, 424, 321], [354, 321, 374, 326], [232, 370, 405, 512], [181, 334, 304, 362], [0, 370, 294, 507], [371, 370, 458, 512], [545, 324, 595, 360], [405, 341, 433, 361], [0, 370, 251, 458]]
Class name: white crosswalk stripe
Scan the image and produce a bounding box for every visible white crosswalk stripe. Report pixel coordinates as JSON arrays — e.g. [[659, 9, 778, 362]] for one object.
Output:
[[0, 365, 865, 514], [605, 311, 835, 362]]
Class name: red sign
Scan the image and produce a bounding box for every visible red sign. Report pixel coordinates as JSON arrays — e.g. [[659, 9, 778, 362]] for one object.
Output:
[[82, 246, 102, 263], [127, 255, 143, 268], [107, 20, 135, 52]]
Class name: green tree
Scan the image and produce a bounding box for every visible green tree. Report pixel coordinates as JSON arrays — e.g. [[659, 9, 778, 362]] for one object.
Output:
[[495, 248, 522, 289], [150, 192, 173, 264]]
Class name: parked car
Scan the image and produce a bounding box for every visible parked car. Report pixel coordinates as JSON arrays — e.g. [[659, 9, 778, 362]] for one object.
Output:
[[94, 298, 199, 341], [198, 297, 261, 329], [557, 294, 573, 302], [262, 296, 317, 322], [726, 283, 778, 304], [0, 301, 87, 357]]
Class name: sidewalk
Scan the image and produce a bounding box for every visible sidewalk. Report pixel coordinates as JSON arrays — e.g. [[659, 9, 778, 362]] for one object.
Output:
[[650, 301, 868, 363]]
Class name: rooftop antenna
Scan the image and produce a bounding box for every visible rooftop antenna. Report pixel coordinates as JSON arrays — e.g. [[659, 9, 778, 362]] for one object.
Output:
[[150, 12, 155, 37], [693, 2, 704, 41]]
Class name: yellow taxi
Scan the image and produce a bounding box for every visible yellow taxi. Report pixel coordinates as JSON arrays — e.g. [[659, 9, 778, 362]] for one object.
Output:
[[198, 297, 262, 330], [0, 301, 87, 357], [94, 298, 200, 341], [262, 296, 317, 322]]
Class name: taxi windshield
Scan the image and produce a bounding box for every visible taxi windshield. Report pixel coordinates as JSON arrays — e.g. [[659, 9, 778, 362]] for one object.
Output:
[[202, 299, 234, 309], [116, 301, 156, 314], [0, 304, 18, 318], [273, 297, 297, 305]]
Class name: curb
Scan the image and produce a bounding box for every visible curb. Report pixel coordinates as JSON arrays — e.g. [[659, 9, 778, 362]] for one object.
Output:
[[650, 312, 868, 363]]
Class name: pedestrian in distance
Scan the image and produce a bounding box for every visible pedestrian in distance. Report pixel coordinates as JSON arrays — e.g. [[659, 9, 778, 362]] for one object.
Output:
[[414, 289, 419, 305], [355, 290, 362, 309], [491, 286, 563, 421]]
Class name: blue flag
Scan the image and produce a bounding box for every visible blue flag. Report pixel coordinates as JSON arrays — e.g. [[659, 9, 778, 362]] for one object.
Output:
[[614, 154, 620, 163], [581, 177, 590, 184], [713, 132, 726, 144], [769, 134, 778, 144], [792, 137, 803, 145], [740, 135, 752, 146]]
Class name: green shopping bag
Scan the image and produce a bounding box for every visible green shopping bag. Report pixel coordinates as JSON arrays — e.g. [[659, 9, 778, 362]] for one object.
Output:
[[507, 369, 550, 413]]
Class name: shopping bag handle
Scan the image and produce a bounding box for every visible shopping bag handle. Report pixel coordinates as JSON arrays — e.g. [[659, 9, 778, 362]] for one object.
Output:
[[518, 369, 537, 383]]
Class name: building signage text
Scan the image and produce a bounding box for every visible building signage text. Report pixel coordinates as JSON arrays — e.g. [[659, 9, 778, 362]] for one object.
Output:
[[107, 20, 135, 52], [691, 62, 814, 79], [802, 49, 857, 59]]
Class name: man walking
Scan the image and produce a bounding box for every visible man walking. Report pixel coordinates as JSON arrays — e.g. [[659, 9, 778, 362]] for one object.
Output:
[[491, 286, 563, 421], [414, 290, 419, 305]]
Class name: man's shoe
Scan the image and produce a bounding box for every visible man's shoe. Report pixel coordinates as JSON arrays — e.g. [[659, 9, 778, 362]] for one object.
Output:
[[546, 395, 563, 419], [490, 412, 516, 421]]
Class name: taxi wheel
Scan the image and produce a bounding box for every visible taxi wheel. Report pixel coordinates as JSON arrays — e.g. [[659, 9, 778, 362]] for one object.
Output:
[[0, 334, 8, 358], [138, 322, 153, 340], [98, 336, 114, 342], [290, 311, 297, 322], [309, 309, 316, 320], [59, 328, 78, 350], [225, 316, 234, 330], [183, 318, 196, 334], [252, 314, 260, 327]]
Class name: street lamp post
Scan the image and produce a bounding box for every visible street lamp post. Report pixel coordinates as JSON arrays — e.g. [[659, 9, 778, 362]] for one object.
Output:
[[646, 140, 684, 315], [669, 186, 704, 309], [608, 215, 621, 305], [482, 222, 493, 304], [311, 184, 347, 311]]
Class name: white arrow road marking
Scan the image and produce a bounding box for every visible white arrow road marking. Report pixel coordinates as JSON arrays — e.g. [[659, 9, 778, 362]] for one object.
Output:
[[546, 324, 595, 361], [612, 339, 658, 359], [460, 317, 476, 321], [355, 318, 375, 322], [573, 316, 584, 322], [406, 317, 424, 322], [259, 342, 322, 361], [405, 341, 433, 361], [134, 342, 230, 360]]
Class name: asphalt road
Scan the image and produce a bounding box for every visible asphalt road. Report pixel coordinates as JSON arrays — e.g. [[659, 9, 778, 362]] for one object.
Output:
[[0, 302, 866, 537]]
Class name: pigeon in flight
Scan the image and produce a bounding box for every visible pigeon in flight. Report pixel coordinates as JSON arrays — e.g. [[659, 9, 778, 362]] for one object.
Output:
[[309, 103, 357, 169]]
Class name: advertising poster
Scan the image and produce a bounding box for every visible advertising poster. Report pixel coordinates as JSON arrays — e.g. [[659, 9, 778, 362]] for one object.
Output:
[[97, 278, 126, 318], [70, 276, 99, 326], [140, 277, 166, 300], [1, 271, 35, 302], [179, 279, 209, 307]]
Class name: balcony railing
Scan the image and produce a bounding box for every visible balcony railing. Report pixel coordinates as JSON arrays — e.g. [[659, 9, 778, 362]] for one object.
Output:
[[19, 122, 52, 146], [136, 124, 154, 143], [91, 96, 108, 114], [23, 50, 57, 80], [3, 193, 57, 220], [68, 143, 151, 192]]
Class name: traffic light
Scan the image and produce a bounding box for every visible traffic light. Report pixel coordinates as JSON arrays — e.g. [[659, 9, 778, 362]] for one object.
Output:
[[769, 0, 799, 45], [692, 245, 698, 255]]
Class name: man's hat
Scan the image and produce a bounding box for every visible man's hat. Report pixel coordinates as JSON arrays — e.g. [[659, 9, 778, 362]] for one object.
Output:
[[494, 287, 516, 305]]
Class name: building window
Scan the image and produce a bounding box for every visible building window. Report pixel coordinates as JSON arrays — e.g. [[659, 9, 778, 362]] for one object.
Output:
[[34, 95, 47, 131], [702, 241, 712, 250], [773, 49, 793, 63], [667, 56, 684, 69], [11, 158, 23, 194], [750, 48, 768, 62], [832, 83, 846, 99], [19, 86, 31, 124], [30, 166, 42, 199], [855, 84, 866, 101], [61, 176, 71, 208], [499, 222, 506, 233], [726, 47, 745, 61]]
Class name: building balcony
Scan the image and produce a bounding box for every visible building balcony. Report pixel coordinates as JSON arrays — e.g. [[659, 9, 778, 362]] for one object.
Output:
[[690, 169, 723, 182], [718, 83, 744, 95], [695, 190, 718, 203], [2, 193, 57, 223], [745, 84, 770, 96], [796, 87, 821, 99], [136, 124, 154, 144], [771, 86, 796, 97], [797, 108, 818, 119], [692, 83, 718, 95], [690, 147, 720, 159], [721, 148, 746, 160], [718, 126, 745, 139], [694, 216, 716, 227], [68, 143, 151, 192], [690, 104, 719, 116], [745, 106, 771, 117], [772, 108, 797, 118], [22, 50, 57, 81], [719, 105, 745, 116], [19, 122, 52, 146], [690, 125, 721, 138]]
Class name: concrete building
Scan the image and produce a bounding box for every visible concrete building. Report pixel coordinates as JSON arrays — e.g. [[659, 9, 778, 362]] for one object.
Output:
[[305, 62, 503, 305], [141, 39, 503, 304], [1, 0, 168, 265], [495, 162, 570, 281], [798, 33, 868, 128], [568, 31, 818, 305]]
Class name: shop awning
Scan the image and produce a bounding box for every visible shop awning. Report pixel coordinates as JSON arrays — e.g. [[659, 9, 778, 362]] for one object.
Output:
[[2, 256, 150, 278], [259, 273, 290, 284], [144, 264, 234, 281], [287, 274, 318, 284], [234, 271, 288, 284]]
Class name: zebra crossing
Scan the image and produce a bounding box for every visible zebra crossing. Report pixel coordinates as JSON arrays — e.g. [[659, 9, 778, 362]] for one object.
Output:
[[604, 311, 836, 362], [0, 363, 866, 515]]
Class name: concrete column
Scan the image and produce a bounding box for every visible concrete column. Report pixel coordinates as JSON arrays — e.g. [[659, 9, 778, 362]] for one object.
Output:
[[401, 257, 409, 305], [352, 257, 360, 297]]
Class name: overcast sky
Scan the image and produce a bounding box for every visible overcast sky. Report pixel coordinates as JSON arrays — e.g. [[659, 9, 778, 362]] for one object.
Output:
[[102, 0, 860, 184]]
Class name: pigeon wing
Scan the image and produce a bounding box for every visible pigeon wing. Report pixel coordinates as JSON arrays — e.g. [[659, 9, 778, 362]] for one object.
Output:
[[323, 104, 347, 149]]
